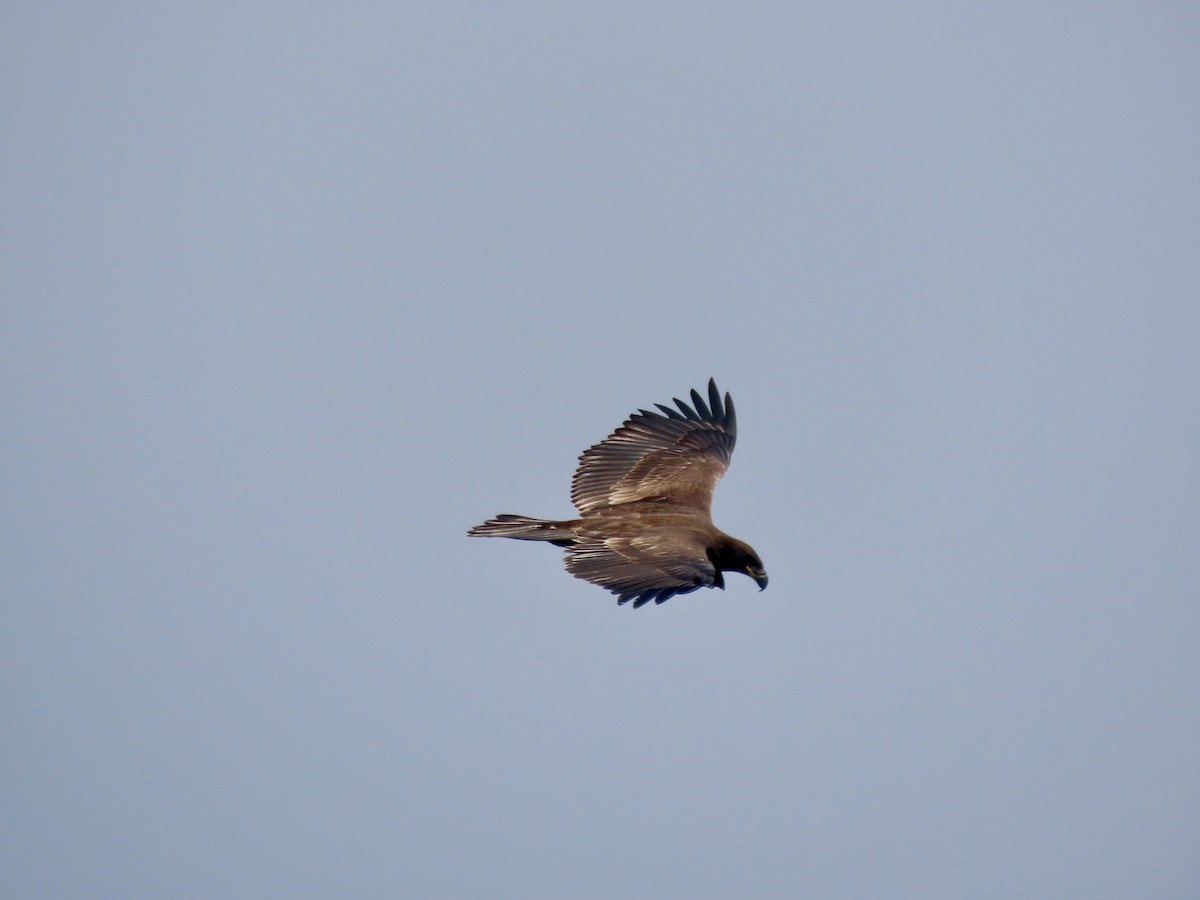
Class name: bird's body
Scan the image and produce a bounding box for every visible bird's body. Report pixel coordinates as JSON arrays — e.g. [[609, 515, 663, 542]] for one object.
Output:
[[469, 379, 767, 608]]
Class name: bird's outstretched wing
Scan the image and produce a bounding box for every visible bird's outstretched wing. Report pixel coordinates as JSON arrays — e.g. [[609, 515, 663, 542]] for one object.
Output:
[[564, 532, 719, 608], [570, 378, 736, 514]]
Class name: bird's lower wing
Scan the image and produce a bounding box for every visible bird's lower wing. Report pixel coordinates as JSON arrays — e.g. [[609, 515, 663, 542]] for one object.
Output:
[[564, 535, 716, 608]]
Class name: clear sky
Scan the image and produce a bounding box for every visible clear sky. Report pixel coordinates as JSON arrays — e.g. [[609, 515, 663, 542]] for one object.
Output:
[[4, 3, 1198, 898]]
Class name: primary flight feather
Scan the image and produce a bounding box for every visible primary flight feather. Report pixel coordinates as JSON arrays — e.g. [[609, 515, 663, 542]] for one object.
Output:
[[469, 379, 767, 608]]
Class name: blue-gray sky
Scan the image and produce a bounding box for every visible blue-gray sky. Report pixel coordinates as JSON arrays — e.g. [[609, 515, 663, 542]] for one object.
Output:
[[4, 3, 1198, 898]]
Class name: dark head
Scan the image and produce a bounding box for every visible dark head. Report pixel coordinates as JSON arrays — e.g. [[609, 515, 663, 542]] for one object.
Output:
[[708, 535, 769, 591]]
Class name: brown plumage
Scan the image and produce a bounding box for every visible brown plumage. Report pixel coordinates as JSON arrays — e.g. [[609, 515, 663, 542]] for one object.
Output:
[[469, 379, 767, 608]]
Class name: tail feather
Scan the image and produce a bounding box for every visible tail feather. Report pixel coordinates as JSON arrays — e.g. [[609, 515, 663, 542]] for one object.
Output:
[[468, 514, 576, 544]]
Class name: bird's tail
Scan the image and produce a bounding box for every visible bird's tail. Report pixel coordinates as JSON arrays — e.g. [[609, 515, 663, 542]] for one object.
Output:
[[468, 514, 576, 544]]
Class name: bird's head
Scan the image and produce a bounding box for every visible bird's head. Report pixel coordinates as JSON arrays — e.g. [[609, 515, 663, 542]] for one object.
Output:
[[710, 537, 769, 591]]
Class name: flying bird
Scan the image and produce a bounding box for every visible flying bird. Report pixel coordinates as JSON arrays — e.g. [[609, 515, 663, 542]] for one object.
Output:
[[469, 379, 767, 608]]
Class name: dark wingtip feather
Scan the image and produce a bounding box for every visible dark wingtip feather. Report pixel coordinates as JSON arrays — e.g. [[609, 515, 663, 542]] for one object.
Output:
[[673, 395, 701, 421], [707, 378, 724, 423]]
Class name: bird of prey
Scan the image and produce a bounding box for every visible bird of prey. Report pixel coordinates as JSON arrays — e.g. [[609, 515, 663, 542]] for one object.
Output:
[[469, 379, 767, 608]]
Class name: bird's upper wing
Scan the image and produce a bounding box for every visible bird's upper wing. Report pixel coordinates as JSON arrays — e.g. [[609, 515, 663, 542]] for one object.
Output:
[[570, 378, 737, 514], [564, 532, 717, 608]]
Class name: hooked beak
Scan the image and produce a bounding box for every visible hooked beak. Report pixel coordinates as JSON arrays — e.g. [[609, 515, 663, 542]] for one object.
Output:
[[748, 567, 769, 591]]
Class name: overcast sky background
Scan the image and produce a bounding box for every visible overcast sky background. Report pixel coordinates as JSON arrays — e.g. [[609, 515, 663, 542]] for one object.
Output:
[[4, 3, 1199, 898]]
